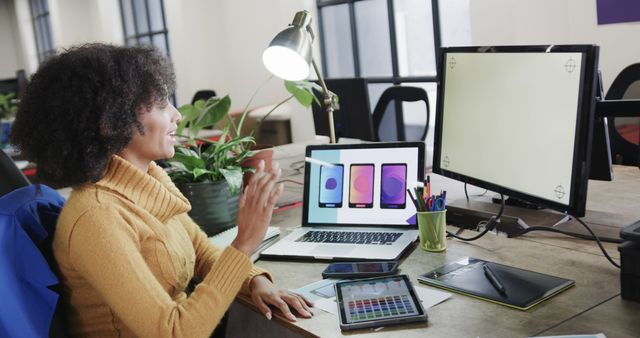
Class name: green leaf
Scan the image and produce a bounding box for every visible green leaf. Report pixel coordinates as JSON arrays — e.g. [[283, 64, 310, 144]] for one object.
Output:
[[220, 167, 243, 195], [193, 95, 231, 130]]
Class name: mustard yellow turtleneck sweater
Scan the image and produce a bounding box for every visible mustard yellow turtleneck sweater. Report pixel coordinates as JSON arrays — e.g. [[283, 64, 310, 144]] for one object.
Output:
[[53, 155, 270, 337]]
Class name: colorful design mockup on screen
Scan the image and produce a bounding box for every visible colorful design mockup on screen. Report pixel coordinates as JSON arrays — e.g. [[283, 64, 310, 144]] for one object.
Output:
[[339, 276, 419, 323], [319, 164, 344, 208], [349, 164, 374, 208], [306, 145, 421, 226], [380, 164, 407, 209]]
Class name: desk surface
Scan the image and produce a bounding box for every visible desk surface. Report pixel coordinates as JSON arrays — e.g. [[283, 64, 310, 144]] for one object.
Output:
[[232, 143, 640, 338]]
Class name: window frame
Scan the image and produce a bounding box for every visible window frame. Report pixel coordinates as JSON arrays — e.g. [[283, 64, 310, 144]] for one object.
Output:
[[316, 0, 442, 85], [29, 0, 56, 63], [118, 0, 171, 57]]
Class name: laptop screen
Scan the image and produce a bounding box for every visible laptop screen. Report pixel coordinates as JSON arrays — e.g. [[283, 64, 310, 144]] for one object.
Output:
[[303, 142, 425, 227]]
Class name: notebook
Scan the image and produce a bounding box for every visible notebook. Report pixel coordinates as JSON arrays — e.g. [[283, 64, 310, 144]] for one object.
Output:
[[417, 257, 575, 310], [261, 142, 424, 260], [209, 226, 280, 262]]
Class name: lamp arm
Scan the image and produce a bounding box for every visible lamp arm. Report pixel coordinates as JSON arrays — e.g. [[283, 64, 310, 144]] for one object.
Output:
[[312, 59, 338, 143]]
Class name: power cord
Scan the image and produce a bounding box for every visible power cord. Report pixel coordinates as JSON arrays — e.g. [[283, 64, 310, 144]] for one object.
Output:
[[513, 216, 620, 269], [463, 183, 488, 201], [447, 194, 505, 241]]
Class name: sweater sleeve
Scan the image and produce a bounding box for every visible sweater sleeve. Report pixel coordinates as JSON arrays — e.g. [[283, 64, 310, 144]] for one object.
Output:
[[67, 207, 250, 338], [178, 213, 272, 295]]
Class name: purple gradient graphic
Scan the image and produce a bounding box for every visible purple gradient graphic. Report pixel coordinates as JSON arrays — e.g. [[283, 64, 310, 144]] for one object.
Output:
[[349, 164, 374, 206], [381, 164, 407, 208]]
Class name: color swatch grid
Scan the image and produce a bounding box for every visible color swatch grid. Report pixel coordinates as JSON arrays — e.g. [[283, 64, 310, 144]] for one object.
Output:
[[347, 295, 416, 322]]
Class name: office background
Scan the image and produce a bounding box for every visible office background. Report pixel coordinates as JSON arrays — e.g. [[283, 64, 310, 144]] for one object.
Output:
[[1, 0, 639, 144]]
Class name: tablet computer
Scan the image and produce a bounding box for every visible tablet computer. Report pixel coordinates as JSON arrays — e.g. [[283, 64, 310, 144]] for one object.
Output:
[[334, 275, 427, 331]]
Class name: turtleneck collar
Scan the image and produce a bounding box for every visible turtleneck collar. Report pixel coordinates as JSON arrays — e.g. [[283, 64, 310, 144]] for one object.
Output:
[[94, 155, 191, 222]]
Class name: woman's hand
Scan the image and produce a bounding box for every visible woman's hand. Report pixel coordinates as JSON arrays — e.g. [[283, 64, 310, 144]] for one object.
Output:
[[249, 275, 314, 321], [231, 160, 283, 256]]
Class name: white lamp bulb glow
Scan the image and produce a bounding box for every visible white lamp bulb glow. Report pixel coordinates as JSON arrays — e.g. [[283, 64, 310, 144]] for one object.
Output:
[[262, 46, 310, 81]]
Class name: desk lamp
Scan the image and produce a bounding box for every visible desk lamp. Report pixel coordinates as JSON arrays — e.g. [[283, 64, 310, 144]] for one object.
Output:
[[262, 10, 338, 143]]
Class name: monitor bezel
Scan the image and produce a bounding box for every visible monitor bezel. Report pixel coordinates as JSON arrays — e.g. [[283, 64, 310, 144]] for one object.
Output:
[[433, 45, 600, 216]]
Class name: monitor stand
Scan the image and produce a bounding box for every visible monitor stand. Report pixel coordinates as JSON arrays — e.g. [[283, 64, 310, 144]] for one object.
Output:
[[445, 199, 622, 243]]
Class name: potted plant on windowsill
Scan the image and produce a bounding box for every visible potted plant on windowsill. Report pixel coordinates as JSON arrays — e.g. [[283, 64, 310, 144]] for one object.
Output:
[[166, 80, 320, 236]]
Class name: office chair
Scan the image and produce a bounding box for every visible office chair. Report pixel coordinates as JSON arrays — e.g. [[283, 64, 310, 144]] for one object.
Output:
[[605, 63, 640, 166], [311, 78, 376, 141], [0, 184, 67, 337], [0, 149, 30, 197], [372, 86, 429, 142], [191, 90, 217, 104]]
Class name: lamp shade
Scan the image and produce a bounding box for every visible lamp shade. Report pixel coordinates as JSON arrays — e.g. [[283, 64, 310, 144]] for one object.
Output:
[[262, 26, 312, 81]]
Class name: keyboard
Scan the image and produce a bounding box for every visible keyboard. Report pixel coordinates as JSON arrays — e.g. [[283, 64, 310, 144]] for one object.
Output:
[[295, 230, 402, 245]]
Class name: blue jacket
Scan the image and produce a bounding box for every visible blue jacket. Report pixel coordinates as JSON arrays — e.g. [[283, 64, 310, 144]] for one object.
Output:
[[0, 185, 65, 338]]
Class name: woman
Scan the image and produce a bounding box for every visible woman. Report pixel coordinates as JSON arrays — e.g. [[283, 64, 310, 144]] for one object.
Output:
[[10, 44, 312, 337]]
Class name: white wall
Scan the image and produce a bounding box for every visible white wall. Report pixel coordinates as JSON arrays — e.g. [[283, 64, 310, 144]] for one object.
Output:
[[469, 0, 640, 91], [49, 0, 122, 48], [165, 0, 319, 142], [0, 0, 22, 78]]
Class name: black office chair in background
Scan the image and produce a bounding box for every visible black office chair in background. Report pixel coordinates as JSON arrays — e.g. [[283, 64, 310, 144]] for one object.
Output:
[[0, 149, 30, 197], [605, 63, 640, 166], [372, 86, 429, 142], [191, 89, 217, 104]]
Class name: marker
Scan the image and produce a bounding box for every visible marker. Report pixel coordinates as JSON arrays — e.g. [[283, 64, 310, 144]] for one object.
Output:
[[304, 157, 335, 168]]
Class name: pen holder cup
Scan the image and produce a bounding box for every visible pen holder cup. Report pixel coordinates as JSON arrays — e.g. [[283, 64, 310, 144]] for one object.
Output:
[[417, 210, 447, 252]]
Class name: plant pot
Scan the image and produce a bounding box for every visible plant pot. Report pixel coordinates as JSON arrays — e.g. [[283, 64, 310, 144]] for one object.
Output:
[[177, 180, 240, 236], [241, 144, 275, 186]]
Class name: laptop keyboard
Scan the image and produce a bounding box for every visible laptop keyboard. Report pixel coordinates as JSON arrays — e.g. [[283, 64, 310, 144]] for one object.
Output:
[[295, 230, 403, 245]]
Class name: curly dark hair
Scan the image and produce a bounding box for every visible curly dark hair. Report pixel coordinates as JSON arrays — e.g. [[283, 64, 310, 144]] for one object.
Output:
[[10, 43, 175, 187]]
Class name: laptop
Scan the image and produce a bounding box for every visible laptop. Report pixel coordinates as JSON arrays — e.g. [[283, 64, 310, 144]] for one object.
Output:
[[261, 142, 424, 260]]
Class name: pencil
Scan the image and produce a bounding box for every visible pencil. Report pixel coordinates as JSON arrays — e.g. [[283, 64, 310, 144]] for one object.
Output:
[[406, 189, 419, 210]]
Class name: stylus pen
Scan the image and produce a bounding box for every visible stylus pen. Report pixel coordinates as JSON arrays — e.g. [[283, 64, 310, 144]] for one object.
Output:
[[304, 157, 335, 168], [483, 264, 507, 296]]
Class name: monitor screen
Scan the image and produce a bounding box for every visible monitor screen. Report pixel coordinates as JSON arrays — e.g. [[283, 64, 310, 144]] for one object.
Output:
[[312, 78, 376, 141], [433, 45, 599, 216]]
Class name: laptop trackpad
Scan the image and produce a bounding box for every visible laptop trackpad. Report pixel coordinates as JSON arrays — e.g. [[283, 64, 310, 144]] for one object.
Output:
[[310, 245, 354, 257]]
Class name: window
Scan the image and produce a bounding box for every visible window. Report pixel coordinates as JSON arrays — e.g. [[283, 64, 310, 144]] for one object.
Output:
[[29, 0, 55, 63], [119, 0, 170, 57], [317, 0, 441, 141]]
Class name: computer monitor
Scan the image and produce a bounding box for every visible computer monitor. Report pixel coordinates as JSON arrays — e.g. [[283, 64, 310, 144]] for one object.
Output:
[[433, 45, 600, 217], [312, 78, 376, 141], [590, 71, 614, 181]]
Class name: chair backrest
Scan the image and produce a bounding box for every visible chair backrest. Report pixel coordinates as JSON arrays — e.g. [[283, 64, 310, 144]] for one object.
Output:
[[0, 184, 66, 337], [311, 78, 376, 141], [372, 86, 430, 142], [191, 89, 217, 104], [0, 149, 31, 197], [605, 63, 640, 166]]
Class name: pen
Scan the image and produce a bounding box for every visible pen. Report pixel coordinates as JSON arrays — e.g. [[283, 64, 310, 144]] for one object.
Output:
[[483, 264, 507, 296], [304, 157, 335, 168], [406, 189, 420, 210]]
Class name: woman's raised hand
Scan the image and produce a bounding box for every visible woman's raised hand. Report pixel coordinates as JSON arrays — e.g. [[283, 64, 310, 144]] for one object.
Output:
[[231, 160, 283, 256]]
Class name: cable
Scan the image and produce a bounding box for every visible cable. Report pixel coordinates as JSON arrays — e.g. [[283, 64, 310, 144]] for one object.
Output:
[[512, 217, 620, 269], [511, 226, 622, 244], [447, 194, 505, 241], [463, 183, 488, 201]]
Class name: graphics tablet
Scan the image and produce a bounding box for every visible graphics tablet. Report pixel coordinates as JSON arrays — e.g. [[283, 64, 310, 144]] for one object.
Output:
[[334, 275, 427, 331]]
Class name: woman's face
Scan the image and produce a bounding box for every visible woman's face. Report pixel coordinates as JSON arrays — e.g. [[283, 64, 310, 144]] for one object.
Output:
[[124, 99, 182, 164]]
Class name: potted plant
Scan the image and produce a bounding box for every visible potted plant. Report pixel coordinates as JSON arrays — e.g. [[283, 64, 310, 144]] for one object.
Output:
[[167, 80, 320, 236], [0, 92, 19, 148]]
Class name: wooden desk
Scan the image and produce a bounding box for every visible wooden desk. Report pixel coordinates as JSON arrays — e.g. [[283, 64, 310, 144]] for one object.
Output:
[[226, 145, 640, 338]]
